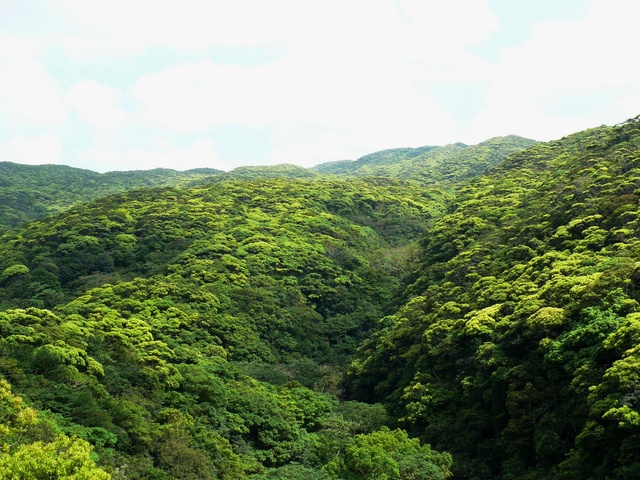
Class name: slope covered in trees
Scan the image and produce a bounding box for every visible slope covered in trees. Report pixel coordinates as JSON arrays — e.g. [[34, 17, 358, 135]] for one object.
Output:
[[2, 116, 640, 478], [0, 162, 222, 234], [312, 136, 537, 184], [216, 164, 321, 181], [346, 116, 640, 479], [0, 136, 533, 236], [0, 176, 452, 478]]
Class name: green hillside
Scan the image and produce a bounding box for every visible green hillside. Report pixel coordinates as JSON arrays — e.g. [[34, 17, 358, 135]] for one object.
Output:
[[0, 162, 222, 234], [0, 136, 533, 237], [346, 115, 640, 479], [221, 164, 320, 181], [2, 116, 640, 479], [313, 145, 442, 174], [312, 136, 538, 184], [0, 176, 450, 478]]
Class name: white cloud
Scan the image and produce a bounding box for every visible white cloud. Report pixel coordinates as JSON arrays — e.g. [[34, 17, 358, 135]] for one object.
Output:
[[129, 49, 459, 166], [0, 134, 63, 165], [12, 0, 634, 172], [395, 0, 498, 47], [0, 60, 67, 124], [468, 0, 640, 142], [77, 139, 221, 172], [56, 0, 499, 61], [2, 0, 499, 170], [58, 0, 296, 57], [0, 34, 46, 60], [0, 32, 66, 124], [130, 60, 281, 130], [65, 80, 127, 130], [127, 1, 489, 165]]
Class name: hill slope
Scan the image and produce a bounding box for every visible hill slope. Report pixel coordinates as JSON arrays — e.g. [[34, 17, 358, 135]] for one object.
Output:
[[313, 135, 537, 184], [0, 176, 451, 478], [0, 134, 534, 235], [3, 118, 640, 478], [220, 163, 320, 181], [0, 162, 222, 233], [346, 115, 640, 479]]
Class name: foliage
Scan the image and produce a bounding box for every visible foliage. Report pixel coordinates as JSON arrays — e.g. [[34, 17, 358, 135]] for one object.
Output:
[[346, 115, 640, 479], [0, 162, 221, 234], [312, 136, 537, 185], [4, 116, 640, 478], [217, 164, 320, 181], [0, 378, 111, 478], [0, 434, 111, 479], [322, 426, 452, 480], [0, 174, 447, 477]]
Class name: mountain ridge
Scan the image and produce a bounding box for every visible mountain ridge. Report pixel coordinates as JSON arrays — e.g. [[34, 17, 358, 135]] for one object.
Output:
[[0, 161, 224, 234], [0, 134, 536, 234], [312, 135, 538, 183]]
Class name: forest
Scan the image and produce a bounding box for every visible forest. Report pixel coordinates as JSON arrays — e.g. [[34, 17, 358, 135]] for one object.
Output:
[[0, 118, 639, 479]]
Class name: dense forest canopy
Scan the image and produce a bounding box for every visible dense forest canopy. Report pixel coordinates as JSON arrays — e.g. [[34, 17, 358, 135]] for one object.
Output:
[[347, 116, 640, 479], [311, 136, 537, 184], [0, 135, 534, 235], [1, 118, 640, 479], [0, 162, 223, 235]]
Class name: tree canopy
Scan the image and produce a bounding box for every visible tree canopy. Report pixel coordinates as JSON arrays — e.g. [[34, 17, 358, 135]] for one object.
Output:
[[2, 118, 640, 478]]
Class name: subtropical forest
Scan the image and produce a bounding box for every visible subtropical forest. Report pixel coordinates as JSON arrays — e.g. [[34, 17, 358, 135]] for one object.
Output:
[[0, 117, 639, 479]]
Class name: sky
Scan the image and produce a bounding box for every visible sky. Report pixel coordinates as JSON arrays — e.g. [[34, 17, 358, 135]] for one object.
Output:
[[0, 0, 639, 173]]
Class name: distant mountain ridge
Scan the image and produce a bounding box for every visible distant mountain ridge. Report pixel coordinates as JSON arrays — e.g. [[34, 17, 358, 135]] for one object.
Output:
[[215, 163, 320, 181], [0, 135, 536, 232], [312, 135, 538, 183], [313, 145, 442, 174], [0, 162, 222, 233]]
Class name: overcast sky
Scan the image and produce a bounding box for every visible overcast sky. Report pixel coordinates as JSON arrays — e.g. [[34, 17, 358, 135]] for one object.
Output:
[[1, 0, 638, 172]]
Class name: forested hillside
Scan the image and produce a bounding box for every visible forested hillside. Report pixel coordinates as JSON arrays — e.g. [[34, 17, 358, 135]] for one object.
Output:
[[0, 177, 452, 478], [347, 115, 640, 479], [1, 117, 640, 479], [312, 136, 537, 184], [0, 162, 222, 234], [215, 164, 320, 181], [0, 136, 535, 236]]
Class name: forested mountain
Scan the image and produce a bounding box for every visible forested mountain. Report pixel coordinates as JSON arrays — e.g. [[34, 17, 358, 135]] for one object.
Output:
[[0, 136, 534, 236], [0, 177, 451, 478], [0, 162, 222, 234], [216, 164, 320, 181], [346, 116, 640, 479], [1, 117, 640, 479], [312, 136, 538, 184]]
